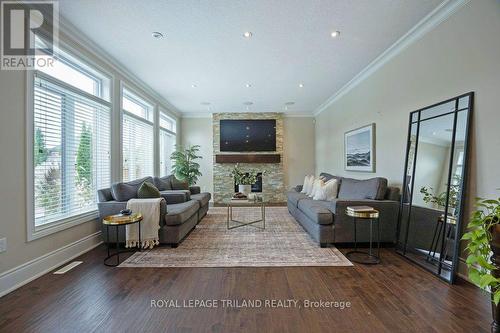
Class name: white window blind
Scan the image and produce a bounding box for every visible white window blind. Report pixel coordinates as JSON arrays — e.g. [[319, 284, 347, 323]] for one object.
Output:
[[159, 129, 175, 177], [122, 113, 154, 181], [33, 74, 111, 227]]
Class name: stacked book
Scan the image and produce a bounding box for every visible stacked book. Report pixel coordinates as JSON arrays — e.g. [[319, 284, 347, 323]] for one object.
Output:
[[347, 206, 375, 213]]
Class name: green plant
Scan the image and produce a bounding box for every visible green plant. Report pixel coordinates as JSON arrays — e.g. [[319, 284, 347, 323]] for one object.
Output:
[[76, 123, 93, 201], [420, 175, 461, 210], [170, 145, 202, 186], [462, 197, 500, 304], [34, 127, 49, 167], [231, 163, 258, 185]]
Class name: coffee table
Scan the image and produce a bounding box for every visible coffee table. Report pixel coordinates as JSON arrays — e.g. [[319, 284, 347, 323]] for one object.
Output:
[[224, 197, 266, 230]]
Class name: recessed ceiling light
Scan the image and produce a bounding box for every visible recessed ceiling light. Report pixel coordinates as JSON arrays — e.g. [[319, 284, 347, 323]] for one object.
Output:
[[191, 84, 197, 88], [201, 102, 211, 106], [243, 101, 253, 106], [285, 102, 295, 106], [298, 83, 304, 88], [243, 31, 253, 38], [330, 30, 340, 38], [245, 83, 252, 88], [152, 31, 164, 39]]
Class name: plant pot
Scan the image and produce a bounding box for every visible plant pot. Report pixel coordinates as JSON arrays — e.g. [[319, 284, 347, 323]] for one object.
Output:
[[238, 184, 252, 196], [490, 224, 500, 333]]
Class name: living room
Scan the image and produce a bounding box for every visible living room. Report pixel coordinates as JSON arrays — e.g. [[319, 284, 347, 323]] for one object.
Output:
[[0, 0, 499, 332]]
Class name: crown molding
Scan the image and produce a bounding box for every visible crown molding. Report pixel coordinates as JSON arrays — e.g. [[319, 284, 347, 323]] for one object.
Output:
[[57, 16, 181, 118], [181, 112, 314, 118], [313, 0, 471, 117]]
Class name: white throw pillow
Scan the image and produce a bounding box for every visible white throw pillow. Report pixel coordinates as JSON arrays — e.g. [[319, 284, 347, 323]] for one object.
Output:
[[309, 178, 323, 198], [301, 175, 313, 194], [303, 175, 314, 195], [313, 179, 339, 201]]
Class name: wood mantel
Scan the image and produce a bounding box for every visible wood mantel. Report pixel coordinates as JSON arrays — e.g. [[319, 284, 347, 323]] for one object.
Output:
[[215, 154, 281, 164]]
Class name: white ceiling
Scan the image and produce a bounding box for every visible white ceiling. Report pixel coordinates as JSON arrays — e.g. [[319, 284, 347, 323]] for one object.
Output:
[[59, 0, 443, 115]]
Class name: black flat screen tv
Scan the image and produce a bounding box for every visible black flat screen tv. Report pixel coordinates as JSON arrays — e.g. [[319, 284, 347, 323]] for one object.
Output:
[[220, 119, 276, 152]]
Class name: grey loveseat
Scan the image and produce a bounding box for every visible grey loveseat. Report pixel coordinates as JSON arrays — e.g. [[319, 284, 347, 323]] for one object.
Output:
[[287, 173, 400, 247], [97, 175, 211, 247]]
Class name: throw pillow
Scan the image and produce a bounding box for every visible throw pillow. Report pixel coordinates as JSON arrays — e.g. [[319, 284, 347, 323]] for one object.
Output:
[[313, 179, 339, 201], [137, 182, 161, 198], [309, 178, 323, 198], [305, 176, 315, 196], [301, 175, 314, 194]]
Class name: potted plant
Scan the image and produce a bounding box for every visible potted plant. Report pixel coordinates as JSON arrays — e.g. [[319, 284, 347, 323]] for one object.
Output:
[[231, 163, 258, 196], [170, 145, 202, 186], [462, 197, 500, 333], [420, 175, 461, 215]]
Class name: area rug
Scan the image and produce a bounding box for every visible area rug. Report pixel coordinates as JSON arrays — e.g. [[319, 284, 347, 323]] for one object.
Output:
[[120, 206, 352, 267]]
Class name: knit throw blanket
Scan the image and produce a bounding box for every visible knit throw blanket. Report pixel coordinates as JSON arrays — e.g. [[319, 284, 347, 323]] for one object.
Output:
[[125, 198, 164, 250]]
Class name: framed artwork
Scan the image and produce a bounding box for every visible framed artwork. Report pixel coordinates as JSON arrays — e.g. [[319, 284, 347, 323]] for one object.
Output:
[[344, 123, 375, 172]]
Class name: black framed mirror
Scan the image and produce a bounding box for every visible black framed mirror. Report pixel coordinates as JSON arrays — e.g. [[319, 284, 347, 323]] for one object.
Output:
[[396, 92, 473, 283]]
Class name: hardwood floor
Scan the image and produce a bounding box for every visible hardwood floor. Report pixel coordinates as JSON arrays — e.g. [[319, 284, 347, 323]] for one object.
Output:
[[0, 246, 490, 332]]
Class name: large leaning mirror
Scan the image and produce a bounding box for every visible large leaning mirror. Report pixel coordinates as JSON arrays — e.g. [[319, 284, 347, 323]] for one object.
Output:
[[396, 92, 473, 283]]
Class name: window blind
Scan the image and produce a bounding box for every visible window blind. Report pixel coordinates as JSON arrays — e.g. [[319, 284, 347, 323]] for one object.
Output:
[[33, 75, 111, 226], [159, 129, 175, 177], [122, 113, 154, 181]]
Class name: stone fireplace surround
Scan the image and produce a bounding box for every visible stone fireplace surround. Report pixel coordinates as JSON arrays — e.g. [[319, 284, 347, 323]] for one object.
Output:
[[213, 112, 286, 204]]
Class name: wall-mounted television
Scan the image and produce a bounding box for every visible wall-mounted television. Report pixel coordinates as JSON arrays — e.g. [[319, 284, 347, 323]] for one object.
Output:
[[220, 119, 276, 152]]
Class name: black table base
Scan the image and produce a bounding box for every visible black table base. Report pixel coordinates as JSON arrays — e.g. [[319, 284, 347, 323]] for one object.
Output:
[[345, 216, 381, 265], [104, 221, 142, 267]]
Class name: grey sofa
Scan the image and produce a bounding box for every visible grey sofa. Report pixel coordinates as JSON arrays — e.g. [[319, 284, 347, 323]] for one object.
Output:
[[97, 175, 211, 247], [287, 173, 400, 247]]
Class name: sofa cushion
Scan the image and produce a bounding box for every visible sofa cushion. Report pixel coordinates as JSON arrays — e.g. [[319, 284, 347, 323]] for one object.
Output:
[[297, 199, 333, 225], [111, 177, 153, 202], [171, 176, 189, 190], [137, 182, 161, 198], [337, 177, 388, 200], [154, 176, 173, 191], [191, 193, 211, 207], [287, 190, 309, 207], [164, 201, 199, 226]]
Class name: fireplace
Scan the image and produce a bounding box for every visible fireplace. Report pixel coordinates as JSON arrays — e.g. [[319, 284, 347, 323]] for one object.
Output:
[[234, 173, 262, 193]]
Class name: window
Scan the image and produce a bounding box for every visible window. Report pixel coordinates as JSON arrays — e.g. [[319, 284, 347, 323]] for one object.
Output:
[[122, 88, 154, 181], [32, 57, 111, 232], [159, 110, 177, 177]]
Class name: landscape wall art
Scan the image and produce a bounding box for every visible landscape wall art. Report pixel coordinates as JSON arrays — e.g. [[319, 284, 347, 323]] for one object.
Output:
[[344, 123, 375, 172]]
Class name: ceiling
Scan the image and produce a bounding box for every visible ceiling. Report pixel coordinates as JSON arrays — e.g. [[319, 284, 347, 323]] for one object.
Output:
[[59, 0, 444, 115]]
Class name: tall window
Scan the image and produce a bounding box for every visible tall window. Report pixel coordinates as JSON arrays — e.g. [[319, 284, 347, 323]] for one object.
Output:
[[122, 88, 154, 181], [32, 50, 111, 229], [159, 110, 176, 177]]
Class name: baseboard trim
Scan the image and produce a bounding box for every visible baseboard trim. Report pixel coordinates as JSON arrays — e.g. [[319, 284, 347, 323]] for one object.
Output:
[[0, 232, 102, 298]]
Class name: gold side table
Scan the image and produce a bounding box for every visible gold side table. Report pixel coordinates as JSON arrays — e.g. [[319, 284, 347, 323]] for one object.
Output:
[[345, 207, 380, 265], [102, 213, 143, 267]]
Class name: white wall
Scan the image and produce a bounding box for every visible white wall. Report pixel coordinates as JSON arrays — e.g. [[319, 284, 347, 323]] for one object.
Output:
[[181, 115, 316, 198], [314, 0, 500, 271], [180, 117, 214, 195], [0, 24, 179, 278]]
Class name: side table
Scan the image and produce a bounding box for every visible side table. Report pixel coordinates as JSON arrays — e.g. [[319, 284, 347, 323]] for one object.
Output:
[[102, 213, 143, 267], [345, 207, 380, 265]]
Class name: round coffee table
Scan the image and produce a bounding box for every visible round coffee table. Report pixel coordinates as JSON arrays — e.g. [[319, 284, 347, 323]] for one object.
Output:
[[345, 208, 380, 265], [102, 213, 143, 267]]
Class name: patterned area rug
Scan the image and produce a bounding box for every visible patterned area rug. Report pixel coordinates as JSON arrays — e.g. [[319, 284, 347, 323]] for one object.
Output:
[[120, 206, 352, 267]]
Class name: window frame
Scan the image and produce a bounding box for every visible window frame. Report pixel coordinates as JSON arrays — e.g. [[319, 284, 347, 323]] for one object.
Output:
[[26, 41, 113, 242], [158, 108, 177, 177]]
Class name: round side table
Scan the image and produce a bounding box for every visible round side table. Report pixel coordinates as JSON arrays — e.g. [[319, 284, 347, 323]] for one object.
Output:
[[102, 213, 143, 267], [345, 208, 380, 265]]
